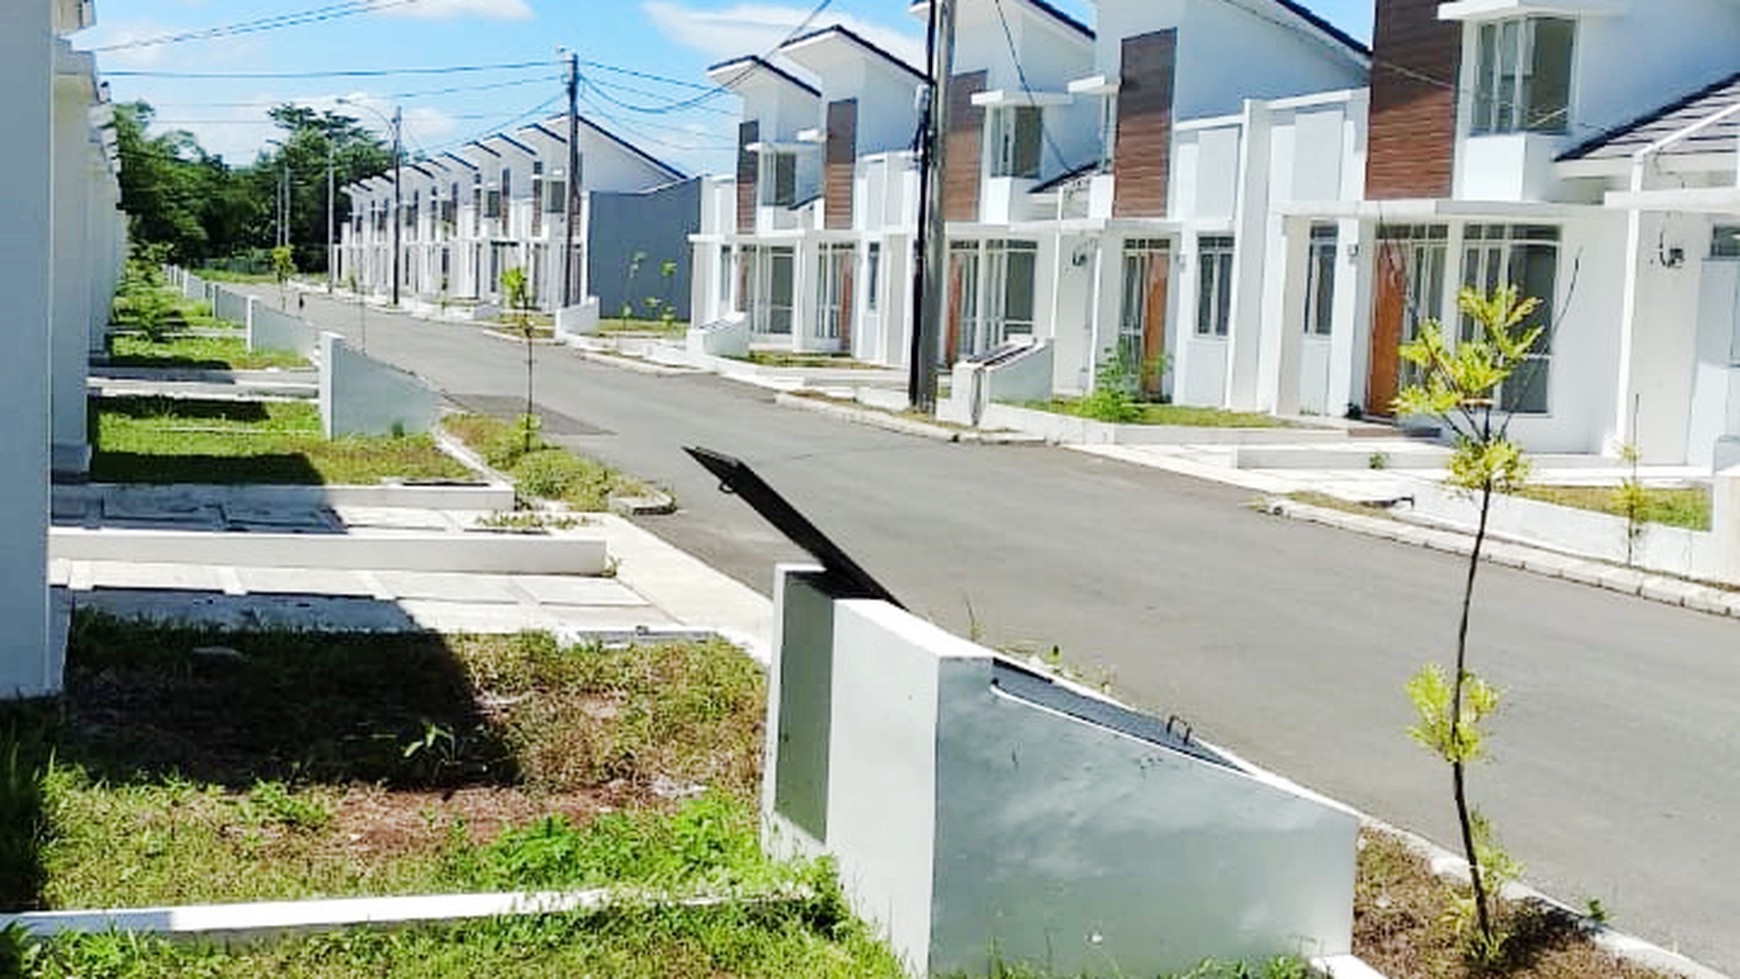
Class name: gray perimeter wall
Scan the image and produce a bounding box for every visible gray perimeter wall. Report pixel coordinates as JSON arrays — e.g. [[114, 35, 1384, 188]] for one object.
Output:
[[588, 177, 701, 323]]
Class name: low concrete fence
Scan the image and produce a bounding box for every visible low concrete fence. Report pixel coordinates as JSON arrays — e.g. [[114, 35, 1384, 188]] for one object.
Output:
[[181, 273, 210, 302], [51, 527, 607, 576], [940, 341, 1054, 428], [1407, 466, 1740, 586], [555, 299, 601, 340], [318, 332, 439, 439], [685, 314, 749, 358], [248, 303, 318, 359], [765, 565, 1359, 977], [980, 403, 1350, 446], [212, 285, 251, 326]]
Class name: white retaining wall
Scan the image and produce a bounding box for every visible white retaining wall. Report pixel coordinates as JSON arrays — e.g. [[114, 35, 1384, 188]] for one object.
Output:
[[555, 298, 601, 339], [50, 527, 608, 576], [318, 331, 440, 439], [249, 303, 317, 359], [765, 566, 1359, 977], [212, 285, 251, 326], [978, 403, 1350, 446], [686, 315, 750, 359]]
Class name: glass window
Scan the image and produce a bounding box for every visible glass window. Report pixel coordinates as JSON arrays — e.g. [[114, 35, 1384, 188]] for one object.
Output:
[[816, 244, 856, 341], [1462, 223, 1558, 414], [990, 106, 1043, 179], [1712, 225, 1740, 259], [1305, 224, 1338, 336], [1196, 235, 1235, 337], [531, 163, 544, 237], [1099, 97, 1118, 173], [988, 239, 1038, 341], [866, 243, 881, 312], [765, 153, 798, 207], [1473, 17, 1574, 135]]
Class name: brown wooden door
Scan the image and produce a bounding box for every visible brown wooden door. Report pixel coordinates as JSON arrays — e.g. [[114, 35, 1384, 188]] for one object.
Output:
[[945, 259, 963, 367], [1140, 252, 1169, 397], [1366, 245, 1407, 416]]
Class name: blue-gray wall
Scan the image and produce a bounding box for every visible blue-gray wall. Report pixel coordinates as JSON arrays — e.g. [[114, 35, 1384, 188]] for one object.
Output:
[[588, 177, 700, 323]]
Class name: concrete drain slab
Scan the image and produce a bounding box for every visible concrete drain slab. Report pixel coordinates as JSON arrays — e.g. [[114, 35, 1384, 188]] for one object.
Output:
[[372, 571, 526, 605], [220, 503, 337, 531], [73, 562, 229, 592], [101, 500, 224, 530], [331, 507, 458, 532], [234, 568, 381, 598], [513, 576, 650, 608]]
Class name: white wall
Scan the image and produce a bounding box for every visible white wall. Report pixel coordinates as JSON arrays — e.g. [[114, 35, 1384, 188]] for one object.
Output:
[[318, 331, 440, 439], [1567, 0, 1740, 142], [50, 56, 94, 472], [0, 0, 56, 697]]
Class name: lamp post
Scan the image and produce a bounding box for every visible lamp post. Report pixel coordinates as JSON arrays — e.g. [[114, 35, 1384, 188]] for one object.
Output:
[[338, 98, 403, 305], [326, 141, 336, 292]]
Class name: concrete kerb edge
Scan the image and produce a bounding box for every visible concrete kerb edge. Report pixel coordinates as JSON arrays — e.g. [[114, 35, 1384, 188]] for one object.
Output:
[[1359, 817, 1734, 979], [1263, 498, 1740, 620], [431, 415, 677, 517], [772, 392, 1046, 445]]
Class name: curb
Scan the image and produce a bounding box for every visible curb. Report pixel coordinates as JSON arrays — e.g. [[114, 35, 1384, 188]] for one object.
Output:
[[1362, 818, 1733, 979], [609, 491, 678, 516], [773, 392, 1047, 445], [567, 345, 698, 377], [1261, 497, 1740, 620]]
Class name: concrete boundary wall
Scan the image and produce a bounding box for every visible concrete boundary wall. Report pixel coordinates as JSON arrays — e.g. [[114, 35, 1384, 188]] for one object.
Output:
[[765, 565, 1360, 978], [56, 481, 515, 513], [249, 303, 317, 359], [212, 285, 251, 326], [318, 332, 440, 439], [50, 527, 608, 576], [555, 299, 601, 340], [977, 403, 1350, 446]]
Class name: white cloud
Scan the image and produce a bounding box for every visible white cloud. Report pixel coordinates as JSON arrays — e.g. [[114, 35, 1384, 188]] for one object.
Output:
[[642, 2, 924, 69], [373, 0, 534, 20]]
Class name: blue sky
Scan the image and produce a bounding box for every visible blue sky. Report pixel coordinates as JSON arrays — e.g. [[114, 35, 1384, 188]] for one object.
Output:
[[75, 0, 1375, 176]]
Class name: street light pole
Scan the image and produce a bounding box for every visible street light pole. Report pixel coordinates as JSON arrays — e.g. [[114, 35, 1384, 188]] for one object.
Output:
[[326, 142, 337, 292], [391, 105, 402, 306], [562, 52, 580, 309]]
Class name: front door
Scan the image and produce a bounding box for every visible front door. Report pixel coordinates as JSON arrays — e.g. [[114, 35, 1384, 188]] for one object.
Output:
[[1120, 239, 1171, 396], [947, 243, 979, 365], [1366, 226, 1447, 416]]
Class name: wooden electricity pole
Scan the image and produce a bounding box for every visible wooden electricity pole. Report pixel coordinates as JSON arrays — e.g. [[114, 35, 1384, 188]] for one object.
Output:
[[907, 0, 958, 414], [563, 52, 581, 309]]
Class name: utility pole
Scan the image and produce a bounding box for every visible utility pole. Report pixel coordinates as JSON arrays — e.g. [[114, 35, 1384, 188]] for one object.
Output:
[[391, 104, 403, 306], [562, 52, 580, 309], [326, 141, 336, 292], [907, 0, 957, 415]]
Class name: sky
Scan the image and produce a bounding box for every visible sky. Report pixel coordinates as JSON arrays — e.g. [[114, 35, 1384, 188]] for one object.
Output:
[[74, 0, 1377, 177]]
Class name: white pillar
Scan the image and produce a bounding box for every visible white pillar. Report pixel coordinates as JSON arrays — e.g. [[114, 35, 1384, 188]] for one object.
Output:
[[0, 0, 57, 697], [50, 49, 94, 475]]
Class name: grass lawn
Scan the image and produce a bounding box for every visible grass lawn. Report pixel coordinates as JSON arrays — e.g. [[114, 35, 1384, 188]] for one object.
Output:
[[1023, 399, 1291, 428], [596, 317, 688, 337], [90, 397, 471, 486], [735, 351, 883, 370], [1511, 484, 1710, 531], [105, 334, 306, 371], [445, 413, 654, 510], [197, 270, 277, 284]]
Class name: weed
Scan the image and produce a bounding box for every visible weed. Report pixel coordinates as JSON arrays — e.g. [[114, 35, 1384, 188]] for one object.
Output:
[[1369, 451, 1390, 471], [242, 781, 331, 831]]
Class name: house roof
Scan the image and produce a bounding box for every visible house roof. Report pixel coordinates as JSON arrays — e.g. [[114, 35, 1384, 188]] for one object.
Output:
[[484, 132, 538, 158], [525, 115, 687, 183], [1257, 0, 1370, 59], [706, 54, 823, 98], [1031, 161, 1098, 194], [780, 25, 928, 81], [909, 0, 1094, 40], [1560, 69, 1740, 161]]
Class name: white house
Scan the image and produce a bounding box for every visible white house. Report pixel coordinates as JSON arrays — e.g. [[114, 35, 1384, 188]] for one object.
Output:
[[690, 29, 928, 364], [337, 113, 688, 317], [3, 0, 127, 698], [1271, 0, 1740, 466]]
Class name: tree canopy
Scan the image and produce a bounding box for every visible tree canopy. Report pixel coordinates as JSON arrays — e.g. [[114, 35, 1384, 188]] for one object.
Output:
[[114, 100, 395, 272]]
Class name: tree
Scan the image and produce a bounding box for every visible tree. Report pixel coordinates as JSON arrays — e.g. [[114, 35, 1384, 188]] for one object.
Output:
[[499, 267, 537, 454], [1393, 284, 1543, 960], [260, 104, 395, 275]]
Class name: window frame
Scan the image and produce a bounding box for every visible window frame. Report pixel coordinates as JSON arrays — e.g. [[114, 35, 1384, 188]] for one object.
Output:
[[1304, 224, 1338, 337], [1460, 223, 1559, 414], [1472, 16, 1575, 136], [989, 106, 1043, 180], [1195, 235, 1235, 338]]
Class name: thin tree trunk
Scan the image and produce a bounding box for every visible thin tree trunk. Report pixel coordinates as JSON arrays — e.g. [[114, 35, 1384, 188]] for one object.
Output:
[[1452, 479, 1495, 945]]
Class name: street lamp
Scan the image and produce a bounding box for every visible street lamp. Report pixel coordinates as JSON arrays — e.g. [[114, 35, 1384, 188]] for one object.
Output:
[[338, 98, 403, 306]]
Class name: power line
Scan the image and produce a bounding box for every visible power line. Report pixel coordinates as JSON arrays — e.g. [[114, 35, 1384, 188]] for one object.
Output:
[[104, 61, 561, 80], [142, 75, 565, 109], [88, 0, 427, 52]]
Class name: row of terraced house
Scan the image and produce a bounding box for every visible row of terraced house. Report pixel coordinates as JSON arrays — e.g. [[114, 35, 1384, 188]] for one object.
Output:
[[689, 0, 1740, 468], [1, 0, 129, 696]]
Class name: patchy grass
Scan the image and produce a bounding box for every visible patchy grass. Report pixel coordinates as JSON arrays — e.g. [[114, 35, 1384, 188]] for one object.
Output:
[[90, 397, 470, 486], [1354, 831, 1665, 979], [734, 351, 883, 370], [1022, 399, 1292, 428], [105, 334, 307, 371], [1511, 484, 1710, 532], [596, 317, 688, 337], [14, 896, 905, 978], [3, 616, 768, 910], [444, 413, 655, 511], [197, 270, 277, 284]]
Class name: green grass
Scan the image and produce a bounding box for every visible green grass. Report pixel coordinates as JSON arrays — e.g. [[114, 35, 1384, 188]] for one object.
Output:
[[1, 616, 769, 911], [105, 334, 307, 371], [197, 270, 277, 284], [445, 413, 655, 510], [1511, 483, 1711, 531], [734, 351, 882, 370], [596, 317, 689, 337], [1022, 399, 1290, 428], [90, 397, 471, 485]]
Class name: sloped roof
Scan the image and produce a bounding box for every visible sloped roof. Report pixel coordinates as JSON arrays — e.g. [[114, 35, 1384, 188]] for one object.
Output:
[[781, 24, 928, 81], [1560, 70, 1740, 161]]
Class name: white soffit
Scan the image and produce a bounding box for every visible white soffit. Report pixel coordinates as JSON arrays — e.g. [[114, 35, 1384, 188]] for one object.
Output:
[[1067, 75, 1119, 97], [972, 89, 1074, 108], [1438, 0, 1621, 20]]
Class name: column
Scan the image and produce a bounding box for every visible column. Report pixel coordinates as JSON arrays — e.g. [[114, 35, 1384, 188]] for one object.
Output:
[[50, 48, 94, 475], [0, 0, 56, 697]]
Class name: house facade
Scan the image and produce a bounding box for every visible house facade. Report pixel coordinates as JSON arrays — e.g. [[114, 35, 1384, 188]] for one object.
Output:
[[3, 0, 127, 698], [337, 114, 692, 318]]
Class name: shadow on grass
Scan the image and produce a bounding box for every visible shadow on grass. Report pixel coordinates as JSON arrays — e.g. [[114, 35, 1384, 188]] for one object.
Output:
[[104, 354, 237, 371], [0, 700, 58, 912], [61, 613, 518, 792], [95, 397, 272, 423], [89, 453, 327, 486]]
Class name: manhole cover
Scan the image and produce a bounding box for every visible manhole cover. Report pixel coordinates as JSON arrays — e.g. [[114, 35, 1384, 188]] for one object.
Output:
[[447, 395, 610, 436]]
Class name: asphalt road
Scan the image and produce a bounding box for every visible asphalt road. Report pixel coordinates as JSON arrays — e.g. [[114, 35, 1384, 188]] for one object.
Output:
[[275, 289, 1740, 972]]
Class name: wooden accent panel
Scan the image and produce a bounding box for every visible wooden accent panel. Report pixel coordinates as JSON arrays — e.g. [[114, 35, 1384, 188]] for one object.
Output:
[[1140, 251, 1169, 397], [1114, 30, 1176, 219], [1367, 244, 1406, 415], [737, 120, 759, 234], [1367, 0, 1459, 199], [825, 100, 858, 231], [944, 71, 987, 223]]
